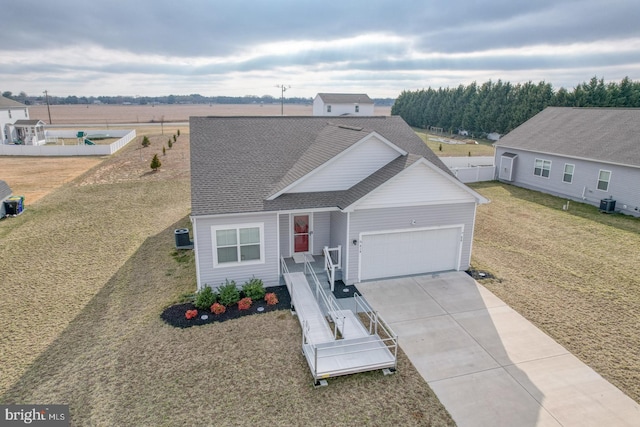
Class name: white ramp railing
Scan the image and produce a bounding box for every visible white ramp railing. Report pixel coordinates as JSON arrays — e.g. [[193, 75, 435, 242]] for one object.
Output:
[[323, 245, 342, 292]]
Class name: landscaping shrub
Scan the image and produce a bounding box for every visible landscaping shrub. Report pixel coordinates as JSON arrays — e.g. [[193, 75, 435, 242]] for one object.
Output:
[[242, 277, 265, 300], [238, 297, 252, 310], [264, 292, 278, 306], [194, 285, 217, 310], [218, 280, 240, 306], [210, 302, 226, 315]]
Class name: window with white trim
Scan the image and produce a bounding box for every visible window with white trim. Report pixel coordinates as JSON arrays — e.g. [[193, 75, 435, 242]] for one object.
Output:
[[212, 224, 264, 267], [597, 170, 611, 191], [355, 105, 359, 113], [534, 159, 551, 178], [326, 105, 331, 113], [563, 163, 574, 183]]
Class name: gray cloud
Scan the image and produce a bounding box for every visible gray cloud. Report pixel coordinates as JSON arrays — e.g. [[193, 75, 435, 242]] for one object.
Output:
[[1, 0, 640, 96]]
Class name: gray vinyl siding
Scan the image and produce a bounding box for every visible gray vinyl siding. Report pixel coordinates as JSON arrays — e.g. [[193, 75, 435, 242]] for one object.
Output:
[[496, 147, 640, 216], [193, 213, 279, 289], [346, 203, 476, 284], [312, 211, 330, 254], [279, 214, 290, 256], [330, 211, 349, 272]]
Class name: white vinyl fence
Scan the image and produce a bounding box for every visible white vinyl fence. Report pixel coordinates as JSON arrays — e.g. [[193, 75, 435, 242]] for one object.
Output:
[[440, 156, 495, 183], [0, 130, 136, 156]]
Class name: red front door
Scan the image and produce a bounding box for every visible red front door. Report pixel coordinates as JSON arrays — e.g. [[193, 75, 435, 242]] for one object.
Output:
[[293, 215, 309, 253]]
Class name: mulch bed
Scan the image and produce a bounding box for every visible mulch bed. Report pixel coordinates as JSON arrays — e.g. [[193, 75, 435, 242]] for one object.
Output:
[[161, 285, 291, 328], [465, 269, 496, 280], [332, 280, 360, 299]]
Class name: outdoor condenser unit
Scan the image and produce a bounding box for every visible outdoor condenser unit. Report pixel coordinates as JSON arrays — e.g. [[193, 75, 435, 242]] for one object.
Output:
[[599, 198, 616, 213]]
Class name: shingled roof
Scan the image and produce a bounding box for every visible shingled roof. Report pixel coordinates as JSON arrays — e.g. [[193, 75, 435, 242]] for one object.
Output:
[[496, 107, 640, 168], [316, 93, 374, 104], [0, 95, 26, 109], [190, 116, 451, 216], [0, 180, 12, 200]]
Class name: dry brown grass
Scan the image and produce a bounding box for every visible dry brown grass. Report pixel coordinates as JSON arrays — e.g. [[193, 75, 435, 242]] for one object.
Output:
[[471, 181, 640, 403], [29, 104, 393, 124], [413, 128, 495, 157], [0, 126, 453, 426]]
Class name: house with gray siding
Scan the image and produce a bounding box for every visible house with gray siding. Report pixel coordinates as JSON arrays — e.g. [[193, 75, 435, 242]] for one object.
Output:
[[313, 93, 375, 116], [190, 116, 488, 290], [0, 180, 13, 218], [495, 107, 640, 216]]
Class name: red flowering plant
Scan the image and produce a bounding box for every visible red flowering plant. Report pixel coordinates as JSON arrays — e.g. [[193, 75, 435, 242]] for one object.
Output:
[[210, 302, 226, 315], [264, 292, 278, 306], [238, 297, 252, 310], [185, 309, 198, 320]]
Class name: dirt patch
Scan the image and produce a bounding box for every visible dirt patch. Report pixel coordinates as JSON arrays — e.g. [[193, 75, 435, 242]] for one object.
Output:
[[0, 156, 104, 203]]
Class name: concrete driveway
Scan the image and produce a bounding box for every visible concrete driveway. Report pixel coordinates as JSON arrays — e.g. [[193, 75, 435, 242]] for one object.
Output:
[[357, 272, 640, 427]]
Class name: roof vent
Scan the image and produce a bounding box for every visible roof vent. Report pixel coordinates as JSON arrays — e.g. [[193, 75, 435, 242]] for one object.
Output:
[[337, 124, 363, 131]]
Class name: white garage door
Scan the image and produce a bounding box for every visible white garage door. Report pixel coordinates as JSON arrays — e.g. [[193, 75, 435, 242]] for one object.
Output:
[[360, 227, 462, 281]]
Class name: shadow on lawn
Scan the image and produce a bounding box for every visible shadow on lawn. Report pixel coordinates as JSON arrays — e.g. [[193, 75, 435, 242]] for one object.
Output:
[[0, 216, 196, 420]]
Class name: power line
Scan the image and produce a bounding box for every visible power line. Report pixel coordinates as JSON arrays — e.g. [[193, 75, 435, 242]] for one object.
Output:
[[275, 84, 291, 116]]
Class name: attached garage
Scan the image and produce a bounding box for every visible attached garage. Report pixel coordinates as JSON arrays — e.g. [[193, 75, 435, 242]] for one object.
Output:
[[359, 226, 463, 281]]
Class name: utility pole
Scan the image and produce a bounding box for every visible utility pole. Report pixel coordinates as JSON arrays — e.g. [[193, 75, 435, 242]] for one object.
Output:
[[43, 90, 52, 124], [275, 84, 290, 116]]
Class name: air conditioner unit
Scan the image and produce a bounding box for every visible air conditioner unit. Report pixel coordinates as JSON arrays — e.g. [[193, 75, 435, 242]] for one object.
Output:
[[599, 198, 616, 213]]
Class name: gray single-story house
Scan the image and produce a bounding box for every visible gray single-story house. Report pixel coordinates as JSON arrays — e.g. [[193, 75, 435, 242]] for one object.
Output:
[[495, 107, 640, 216], [0, 180, 13, 218], [190, 116, 488, 290]]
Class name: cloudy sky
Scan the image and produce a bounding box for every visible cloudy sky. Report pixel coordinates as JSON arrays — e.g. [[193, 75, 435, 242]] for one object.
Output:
[[2, 0, 640, 98]]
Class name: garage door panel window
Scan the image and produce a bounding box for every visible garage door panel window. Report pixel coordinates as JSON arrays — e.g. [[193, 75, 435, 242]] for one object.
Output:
[[213, 224, 264, 267]]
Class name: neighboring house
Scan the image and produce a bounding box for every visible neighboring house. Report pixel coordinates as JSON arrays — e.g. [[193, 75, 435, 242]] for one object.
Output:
[[0, 180, 12, 218], [0, 95, 31, 145], [190, 116, 488, 290], [313, 93, 375, 116], [495, 107, 640, 216]]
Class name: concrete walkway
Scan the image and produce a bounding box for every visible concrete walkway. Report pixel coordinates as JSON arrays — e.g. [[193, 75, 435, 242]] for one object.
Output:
[[357, 272, 640, 427]]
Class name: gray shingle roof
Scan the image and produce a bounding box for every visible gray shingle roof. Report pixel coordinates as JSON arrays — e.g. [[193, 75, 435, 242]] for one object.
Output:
[[496, 107, 640, 167], [190, 116, 452, 216], [0, 96, 26, 109], [0, 180, 12, 200], [13, 120, 43, 126], [316, 93, 374, 104]]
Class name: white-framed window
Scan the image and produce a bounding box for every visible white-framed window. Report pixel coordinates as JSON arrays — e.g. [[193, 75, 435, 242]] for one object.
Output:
[[534, 158, 551, 178], [8, 110, 11, 118], [211, 223, 264, 267], [597, 170, 611, 191], [355, 105, 359, 113], [563, 163, 574, 183], [326, 105, 331, 113]]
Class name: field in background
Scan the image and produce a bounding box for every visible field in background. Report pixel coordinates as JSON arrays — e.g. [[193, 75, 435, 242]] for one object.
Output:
[[30, 103, 393, 124], [413, 127, 495, 157]]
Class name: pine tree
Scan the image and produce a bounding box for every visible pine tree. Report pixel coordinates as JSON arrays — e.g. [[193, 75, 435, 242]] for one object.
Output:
[[141, 135, 150, 148], [150, 154, 161, 171], [168, 139, 173, 149], [163, 146, 166, 156]]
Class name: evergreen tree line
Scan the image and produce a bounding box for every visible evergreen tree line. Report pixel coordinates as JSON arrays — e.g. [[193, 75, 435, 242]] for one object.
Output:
[[391, 77, 640, 136]]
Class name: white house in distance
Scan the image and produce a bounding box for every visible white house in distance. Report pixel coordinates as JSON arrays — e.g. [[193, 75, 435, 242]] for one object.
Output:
[[0, 95, 45, 145], [313, 93, 375, 116]]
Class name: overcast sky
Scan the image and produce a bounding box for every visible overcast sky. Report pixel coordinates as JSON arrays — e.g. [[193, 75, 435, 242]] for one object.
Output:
[[2, 0, 639, 98]]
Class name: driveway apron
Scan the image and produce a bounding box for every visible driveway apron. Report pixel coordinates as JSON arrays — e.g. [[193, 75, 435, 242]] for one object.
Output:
[[357, 272, 640, 427]]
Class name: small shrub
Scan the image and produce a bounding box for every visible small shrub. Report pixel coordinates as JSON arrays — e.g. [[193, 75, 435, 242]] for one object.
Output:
[[168, 139, 172, 149], [150, 153, 162, 171], [238, 297, 252, 310], [177, 129, 180, 137], [185, 309, 198, 320], [194, 285, 217, 310], [162, 146, 166, 155], [264, 292, 278, 306], [173, 134, 177, 143], [438, 143, 442, 152], [210, 302, 226, 315], [141, 135, 150, 148], [218, 280, 240, 306], [242, 277, 265, 300]]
